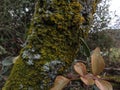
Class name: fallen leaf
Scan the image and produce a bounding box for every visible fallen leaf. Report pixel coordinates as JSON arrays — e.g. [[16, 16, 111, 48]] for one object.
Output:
[[80, 74, 94, 85], [74, 62, 87, 76], [91, 47, 105, 75], [95, 79, 113, 90], [50, 76, 70, 90]]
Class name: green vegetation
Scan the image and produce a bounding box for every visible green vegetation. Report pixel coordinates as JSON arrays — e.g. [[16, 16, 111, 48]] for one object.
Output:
[[0, 0, 119, 90], [109, 48, 120, 64], [0, 0, 35, 56], [2, 0, 99, 89]]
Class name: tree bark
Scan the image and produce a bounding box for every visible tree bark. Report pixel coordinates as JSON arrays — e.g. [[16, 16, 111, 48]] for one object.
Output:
[[3, 0, 98, 89]]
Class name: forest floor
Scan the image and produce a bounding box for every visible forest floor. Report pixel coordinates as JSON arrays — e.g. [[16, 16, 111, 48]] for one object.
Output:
[[0, 54, 120, 90]]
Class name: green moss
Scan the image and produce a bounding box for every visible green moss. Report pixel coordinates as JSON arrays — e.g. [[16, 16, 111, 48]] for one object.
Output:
[[3, 0, 98, 89]]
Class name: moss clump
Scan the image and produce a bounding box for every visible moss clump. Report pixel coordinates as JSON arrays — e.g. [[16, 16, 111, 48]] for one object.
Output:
[[3, 0, 98, 89]]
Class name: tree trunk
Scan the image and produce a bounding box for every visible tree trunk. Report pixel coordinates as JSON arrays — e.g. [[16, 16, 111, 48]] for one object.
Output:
[[3, 0, 98, 89]]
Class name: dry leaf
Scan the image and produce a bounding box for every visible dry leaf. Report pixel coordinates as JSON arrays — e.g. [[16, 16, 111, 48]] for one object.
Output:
[[80, 74, 94, 85], [91, 47, 105, 75], [95, 79, 113, 90], [50, 76, 70, 90], [74, 62, 87, 76]]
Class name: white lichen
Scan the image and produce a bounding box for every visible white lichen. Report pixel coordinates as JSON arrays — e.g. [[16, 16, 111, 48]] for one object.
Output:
[[42, 60, 64, 71], [26, 59, 34, 65], [19, 84, 23, 89], [33, 54, 41, 59]]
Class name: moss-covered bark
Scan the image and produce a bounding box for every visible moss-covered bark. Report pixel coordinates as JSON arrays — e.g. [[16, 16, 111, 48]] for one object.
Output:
[[3, 0, 99, 89]]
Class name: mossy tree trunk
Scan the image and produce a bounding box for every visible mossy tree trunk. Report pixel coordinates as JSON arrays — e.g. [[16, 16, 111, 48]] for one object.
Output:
[[3, 0, 99, 89]]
